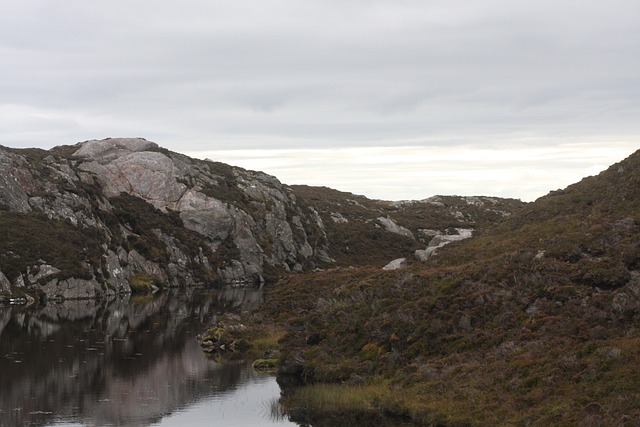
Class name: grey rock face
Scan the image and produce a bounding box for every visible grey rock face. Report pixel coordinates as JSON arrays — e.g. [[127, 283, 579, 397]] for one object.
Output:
[[0, 148, 35, 212], [27, 264, 61, 285], [177, 190, 234, 240], [0, 138, 330, 300], [382, 258, 407, 271], [79, 151, 188, 210], [415, 228, 473, 261], [103, 250, 132, 294], [73, 137, 158, 160], [0, 271, 11, 293], [376, 216, 415, 240], [330, 212, 349, 223], [39, 277, 104, 300]]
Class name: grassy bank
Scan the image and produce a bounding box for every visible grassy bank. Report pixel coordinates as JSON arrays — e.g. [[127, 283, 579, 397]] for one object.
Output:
[[281, 336, 640, 425], [280, 381, 410, 427], [260, 263, 640, 426]]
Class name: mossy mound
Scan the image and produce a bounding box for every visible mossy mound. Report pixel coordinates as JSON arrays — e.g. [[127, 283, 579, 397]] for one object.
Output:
[[198, 313, 284, 365], [128, 272, 159, 293]]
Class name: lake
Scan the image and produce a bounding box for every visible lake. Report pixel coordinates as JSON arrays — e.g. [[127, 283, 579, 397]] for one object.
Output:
[[0, 287, 298, 427]]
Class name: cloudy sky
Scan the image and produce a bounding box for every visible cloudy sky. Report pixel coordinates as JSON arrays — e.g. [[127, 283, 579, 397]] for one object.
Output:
[[1, 0, 639, 201]]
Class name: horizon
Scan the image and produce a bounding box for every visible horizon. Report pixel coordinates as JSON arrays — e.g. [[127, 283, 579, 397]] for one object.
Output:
[[3, 137, 636, 203], [2, 1, 639, 202]]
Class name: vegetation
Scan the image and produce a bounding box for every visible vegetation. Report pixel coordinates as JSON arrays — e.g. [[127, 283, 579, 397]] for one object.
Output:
[[128, 271, 158, 293], [0, 211, 104, 282], [260, 151, 640, 425], [199, 313, 286, 366], [272, 268, 640, 424], [280, 381, 411, 427], [291, 185, 524, 267]]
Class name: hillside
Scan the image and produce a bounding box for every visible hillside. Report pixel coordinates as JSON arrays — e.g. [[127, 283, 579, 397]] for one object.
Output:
[[262, 150, 640, 426], [291, 185, 523, 267], [0, 138, 521, 303]]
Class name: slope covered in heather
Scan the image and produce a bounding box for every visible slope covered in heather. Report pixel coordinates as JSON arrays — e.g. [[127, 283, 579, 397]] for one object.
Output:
[[265, 150, 640, 426], [291, 185, 523, 267]]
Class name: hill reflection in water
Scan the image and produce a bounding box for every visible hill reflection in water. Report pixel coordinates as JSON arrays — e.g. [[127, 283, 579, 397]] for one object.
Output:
[[0, 288, 297, 427]]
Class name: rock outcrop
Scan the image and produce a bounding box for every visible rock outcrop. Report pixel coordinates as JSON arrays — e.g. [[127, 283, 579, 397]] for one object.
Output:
[[376, 216, 415, 239], [382, 258, 407, 271], [0, 138, 329, 300], [415, 228, 474, 261]]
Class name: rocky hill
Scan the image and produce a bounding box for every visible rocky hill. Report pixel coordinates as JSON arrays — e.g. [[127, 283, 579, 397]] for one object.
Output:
[[0, 138, 522, 303], [263, 149, 640, 425], [291, 185, 523, 267]]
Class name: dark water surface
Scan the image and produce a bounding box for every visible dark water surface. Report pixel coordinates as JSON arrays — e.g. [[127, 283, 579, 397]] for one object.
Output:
[[0, 288, 298, 427]]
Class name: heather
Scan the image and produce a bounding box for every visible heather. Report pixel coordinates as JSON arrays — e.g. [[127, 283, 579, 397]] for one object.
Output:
[[261, 151, 640, 425]]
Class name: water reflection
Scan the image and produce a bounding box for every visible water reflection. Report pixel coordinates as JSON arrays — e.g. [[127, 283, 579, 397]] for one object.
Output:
[[0, 288, 297, 427]]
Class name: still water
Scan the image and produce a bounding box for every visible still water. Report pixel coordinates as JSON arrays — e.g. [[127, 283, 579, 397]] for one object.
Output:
[[0, 287, 298, 427]]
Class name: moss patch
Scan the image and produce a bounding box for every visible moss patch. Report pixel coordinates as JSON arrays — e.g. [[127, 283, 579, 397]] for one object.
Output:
[[128, 272, 158, 293]]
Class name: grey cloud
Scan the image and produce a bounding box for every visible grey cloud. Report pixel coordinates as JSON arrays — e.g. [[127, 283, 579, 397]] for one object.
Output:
[[0, 0, 639, 155]]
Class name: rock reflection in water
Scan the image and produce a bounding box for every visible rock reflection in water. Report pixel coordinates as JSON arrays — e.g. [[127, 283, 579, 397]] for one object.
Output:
[[0, 287, 296, 427]]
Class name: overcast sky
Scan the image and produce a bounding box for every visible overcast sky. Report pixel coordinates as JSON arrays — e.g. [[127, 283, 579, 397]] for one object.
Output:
[[1, 0, 639, 201]]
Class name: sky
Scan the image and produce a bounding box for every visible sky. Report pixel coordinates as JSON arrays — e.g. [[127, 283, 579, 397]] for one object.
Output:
[[1, 0, 639, 202]]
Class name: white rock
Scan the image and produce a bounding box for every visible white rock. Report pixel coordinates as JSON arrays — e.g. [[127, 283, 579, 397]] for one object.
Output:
[[415, 228, 474, 260], [330, 212, 349, 223], [376, 216, 414, 239], [383, 258, 407, 271]]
